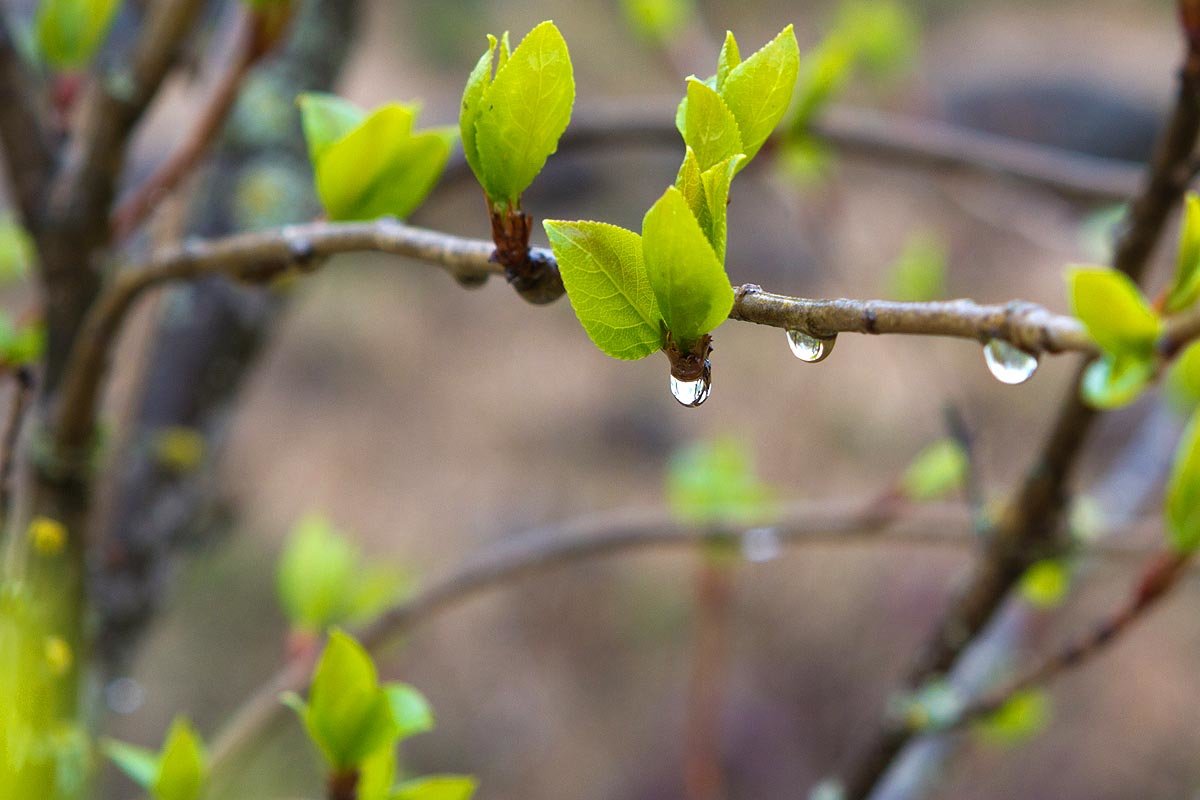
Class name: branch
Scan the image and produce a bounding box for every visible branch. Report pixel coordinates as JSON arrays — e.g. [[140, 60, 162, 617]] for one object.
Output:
[[0, 367, 33, 528], [0, 14, 53, 223], [50, 218, 1115, 457], [838, 12, 1200, 797]]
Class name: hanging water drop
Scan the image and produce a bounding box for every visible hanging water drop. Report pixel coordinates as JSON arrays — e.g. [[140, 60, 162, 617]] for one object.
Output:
[[983, 339, 1039, 385], [786, 329, 837, 363], [742, 527, 782, 563], [670, 362, 712, 407]]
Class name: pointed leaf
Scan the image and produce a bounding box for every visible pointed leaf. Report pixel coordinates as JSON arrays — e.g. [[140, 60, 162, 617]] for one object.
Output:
[[306, 630, 398, 769], [460, 35, 498, 183], [675, 148, 708, 230], [699, 154, 744, 261], [642, 186, 733, 348], [358, 747, 398, 800], [153, 718, 206, 800], [474, 21, 575, 205], [1168, 340, 1200, 409], [1081, 353, 1154, 410], [667, 438, 774, 526], [791, 35, 856, 132], [392, 776, 479, 800], [1167, 192, 1200, 313], [386, 683, 435, 740], [1167, 408, 1200, 552], [715, 31, 741, 90], [36, 0, 121, 70], [545, 220, 663, 360], [719, 25, 799, 161], [621, 0, 695, 43], [299, 93, 367, 164], [1068, 266, 1161, 355], [900, 439, 968, 502], [102, 740, 159, 790], [277, 514, 358, 633], [682, 78, 744, 173]]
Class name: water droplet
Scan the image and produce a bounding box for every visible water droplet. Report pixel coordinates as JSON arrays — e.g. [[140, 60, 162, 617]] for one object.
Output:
[[670, 362, 712, 407], [786, 329, 837, 363], [983, 339, 1039, 385], [742, 527, 782, 563]]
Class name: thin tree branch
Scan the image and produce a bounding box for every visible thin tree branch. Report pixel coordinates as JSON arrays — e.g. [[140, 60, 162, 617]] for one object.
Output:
[[838, 12, 1200, 797], [0, 14, 54, 224], [684, 555, 734, 800], [0, 367, 33, 529]]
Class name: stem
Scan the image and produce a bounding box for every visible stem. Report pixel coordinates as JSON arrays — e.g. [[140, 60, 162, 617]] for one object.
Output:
[[684, 554, 734, 800]]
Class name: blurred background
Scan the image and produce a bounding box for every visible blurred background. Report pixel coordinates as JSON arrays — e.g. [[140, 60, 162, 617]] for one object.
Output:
[[69, 0, 1200, 797]]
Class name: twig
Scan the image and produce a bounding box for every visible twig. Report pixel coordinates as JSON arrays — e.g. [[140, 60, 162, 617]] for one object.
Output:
[[684, 554, 734, 800], [838, 11, 1200, 797], [0, 14, 53, 223], [110, 6, 261, 241], [0, 367, 33, 529], [943, 549, 1193, 731]]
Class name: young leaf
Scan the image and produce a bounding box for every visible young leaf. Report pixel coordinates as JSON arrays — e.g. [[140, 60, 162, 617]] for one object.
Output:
[[1166, 408, 1200, 552], [681, 78, 744, 172], [1168, 340, 1200, 409], [299, 93, 368, 164], [1166, 192, 1200, 313], [976, 690, 1050, 746], [1067, 266, 1161, 355], [102, 740, 159, 790], [1019, 560, 1070, 609], [719, 25, 800, 162], [834, 0, 920, 79], [36, 0, 121, 70], [543, 220, 663, 360], [675, 148, 708, 231], [620, 0, 694, 43], [153, 718, 207, 800], [900, 439, 968, 502], [385, 683, 435, 741], [459, 34, 498, 183], [887, 233, 947, 302], [1081, 353, 1155, 410], [791, 36, 856, 132], [715, 31, 741, 91], [698, 154, 744, 262], [642, 186, 734, 349], [392, 776, 479, 800], [358, 747, 398, 800], [277, 514, 358, 633], [472, 21, 575, 206], [667, 438, 774, 526]]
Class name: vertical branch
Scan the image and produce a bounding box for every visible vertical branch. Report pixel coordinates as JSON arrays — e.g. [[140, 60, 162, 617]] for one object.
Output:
[[0, 14, 53, 224], [684, 552, 735, 800]]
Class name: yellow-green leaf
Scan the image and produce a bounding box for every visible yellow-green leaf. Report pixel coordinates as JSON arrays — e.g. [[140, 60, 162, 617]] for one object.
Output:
[[642, 186, 733, 349], [715, 31, 741, 91], [681, 78, 744, 173], [698, 154, 744, 262], [620, 0, 694, 43], [459, 34, 498, 184], [1080, 353, 1154, 410], [544, 220, 663, 360], [1168, 340, 1200, 410], [392, 776, 479, 800], [1166, 192, 1200, 313], [1019, 560, 1070, 609], [667, 438, 774, 526], [36, 0, 121, 70], [1167, 408, 1200, 552], [719, 25, 800, 161], [299, 93, 367, 164], [900, 439, 968, 502], [1067, 266, 1161, 355], [153, 718, 206, 800]]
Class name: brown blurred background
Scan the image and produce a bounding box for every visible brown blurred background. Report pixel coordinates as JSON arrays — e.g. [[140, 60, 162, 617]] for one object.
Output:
[[87, 0, 1200, 798]]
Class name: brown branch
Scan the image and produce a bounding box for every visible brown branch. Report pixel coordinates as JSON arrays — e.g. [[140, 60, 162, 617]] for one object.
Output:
[[110, 6, 261, 241], [684, 556, 734, 800], [0, 14, 54, 223], [0, 367, 33, 528], [838, 12, 1200, 797], [943, 549, 1193, 731]]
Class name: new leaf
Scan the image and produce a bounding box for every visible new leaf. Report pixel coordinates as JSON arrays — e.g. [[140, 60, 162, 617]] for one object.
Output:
[[36, 0, 121, 70], [1067, 266, 1161, 355], [682, 79, 744, 172], [1166, 192, 1200, 313], [719, 25, 800, 162], [1167, 409, 1200, 552]]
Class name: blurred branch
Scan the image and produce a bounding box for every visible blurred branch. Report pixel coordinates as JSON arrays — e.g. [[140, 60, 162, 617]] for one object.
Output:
[[0, 367, 32, 528], [945, 549, 1192, 731], [684, 556, 734, 800], [0, 13, 53, 223], [839, 11, 1200, 797]]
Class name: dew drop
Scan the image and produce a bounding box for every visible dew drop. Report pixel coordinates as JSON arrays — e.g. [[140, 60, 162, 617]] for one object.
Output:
[[742, 527, 782, 563], [670, 362, 712, 407], [786, 329, 837, 363], [983, 339, 1039, 385]]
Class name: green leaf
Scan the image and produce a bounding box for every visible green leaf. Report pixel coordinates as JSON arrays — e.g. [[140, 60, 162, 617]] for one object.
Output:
[[312, 103, 454, 222], [299, 93, 367, 164], [675, 148, 707, 229], [833, 0, 920, 79], [1167, 408, 1200, 552], [305, 630, 399, 769], [1067, 266, 1161, 355], [358, 746, 398, 800], [620, 0, 694, 43], [715, 31, 741, 91], [887, 232, 947, 302], [473, 21, 575, 206], [102, 740, 159, 790], [698, 155, 744, 262], [976, 690, 1050, 746], [543, 220, 663, 360], [667, 438, 774, 526], [392, 776, 479, 800], [681, 78, 744, 172], [900, 439, 968, 502], [1166, 193, 1200, 313], [1168, 340, 1200, 410], [1019, 560, 1070, 609], [641, 186, 733, 349], [277, 514, 358, 633], [36, 0, 121, 70], [346, 566, 411, 627], [1080, 353, 1154, 410], [385, 683, 435, 740], [719, 25, 800, 161], [459, 34, 498, 184], [0, 217, 34, 284], [791, 35, 856, 132], [154, 719, 206, 800]]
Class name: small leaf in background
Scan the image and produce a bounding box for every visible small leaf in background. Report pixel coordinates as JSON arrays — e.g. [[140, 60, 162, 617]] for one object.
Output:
[[385, 684, 435, 741], [0, 314, 46, 367], [976, 690, 1050, 746], [719, 25, 799, 162], [150, 426, 206, 474], [1167, 340, 1200, 410], [36, 0, 121, 70], [681, 78, 744, 172], [1067, 266, 1161, 356], [1166, 408, 1200, 552], [791, 35, 856, 133], [470, 21, 575, 207], [778, 136, 835, 185], [27, 516, 67, 557], [667, 438, 774, 526], [303, 99, 455, 222], [1166, 192, 1200, 313], [392, 775, 479, 800], [1076, 204, 1127, 264], [154, 718, 207, 800], [1019, 560, 1070, 609], [543, 220, 663, 360], [358, 746, 398, 800], [642, 186, 733, 350], [832, 0, 919, 79], [1080, 353, 1154, 411], [276, 514, 409, 634], [900, 439, 967, 502], [620, 0, 694, 43], [887, 232, 947, 302], [102, 739, 159, 790], [298, 93, 367, 164], [0, 217, 33, 284]]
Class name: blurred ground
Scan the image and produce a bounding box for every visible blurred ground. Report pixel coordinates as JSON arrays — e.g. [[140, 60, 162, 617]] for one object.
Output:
[[97, 1, 1200, 798]]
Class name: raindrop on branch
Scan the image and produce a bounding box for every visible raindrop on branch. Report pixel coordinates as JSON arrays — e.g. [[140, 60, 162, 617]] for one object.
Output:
[[983, 339, 1039, 385], [786, 329, 837, 363], [670, 363, 712, 407]]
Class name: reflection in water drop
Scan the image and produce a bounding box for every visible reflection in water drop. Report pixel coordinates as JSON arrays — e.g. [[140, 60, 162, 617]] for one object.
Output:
[[670, 362, 712, 407], [983, 339, 1039, 385], [742, 527, 782, 563], [786, 329, 837, 363]]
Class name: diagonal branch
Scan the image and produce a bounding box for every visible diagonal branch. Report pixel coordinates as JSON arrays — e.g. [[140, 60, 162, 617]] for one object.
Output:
[[0, 13, 54, 224]]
